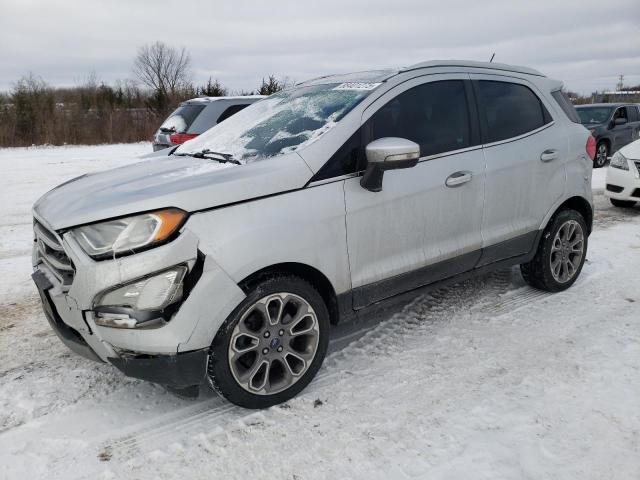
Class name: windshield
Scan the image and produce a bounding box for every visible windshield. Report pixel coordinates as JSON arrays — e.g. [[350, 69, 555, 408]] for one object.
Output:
[[175, 83, 379, 161], [576, 106, 613, 124]]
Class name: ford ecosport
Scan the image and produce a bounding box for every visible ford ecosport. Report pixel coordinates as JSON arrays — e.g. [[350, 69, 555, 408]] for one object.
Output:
[[32, 61, 595, 408]]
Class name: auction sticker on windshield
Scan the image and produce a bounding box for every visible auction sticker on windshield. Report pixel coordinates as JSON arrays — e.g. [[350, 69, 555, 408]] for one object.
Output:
[[333, 82, 382, 91]]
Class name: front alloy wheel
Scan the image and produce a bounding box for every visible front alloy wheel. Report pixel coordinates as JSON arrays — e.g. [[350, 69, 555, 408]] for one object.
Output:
[[208, 275, 329, 408], [228, 292, 320, 395]]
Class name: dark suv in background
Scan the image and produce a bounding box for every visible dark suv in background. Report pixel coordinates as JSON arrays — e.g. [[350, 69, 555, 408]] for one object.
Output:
[[152, 96, 265, 151], [575, 103, 640, 167]]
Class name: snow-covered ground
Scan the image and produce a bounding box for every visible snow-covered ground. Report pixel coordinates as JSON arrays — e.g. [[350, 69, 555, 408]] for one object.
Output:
[[0, 144, 639, 479]]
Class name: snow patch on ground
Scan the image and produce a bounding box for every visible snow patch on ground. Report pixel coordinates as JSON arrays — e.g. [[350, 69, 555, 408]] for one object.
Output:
[[0, 143, 639, 479]]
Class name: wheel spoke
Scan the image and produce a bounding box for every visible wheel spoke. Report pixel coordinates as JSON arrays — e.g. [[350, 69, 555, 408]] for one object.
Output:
[[263, 296, 283, 326], [552, 259, 562, 278], [283, 352, 307, 376], [288, 313, 316, 336], [230, 332, 260, 354], [246, 359, 270, 392]]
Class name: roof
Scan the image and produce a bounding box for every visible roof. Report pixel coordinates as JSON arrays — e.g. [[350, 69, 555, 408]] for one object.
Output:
[[183, 95, 266, 104], [296, 70, 397, 86], [401, 60, 545, 77], [297, 60, 546, 87]]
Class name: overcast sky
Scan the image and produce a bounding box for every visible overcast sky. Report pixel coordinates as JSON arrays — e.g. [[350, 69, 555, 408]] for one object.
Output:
[[1, 0, 639, 95]]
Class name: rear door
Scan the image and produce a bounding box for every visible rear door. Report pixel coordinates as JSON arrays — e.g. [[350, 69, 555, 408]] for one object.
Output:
[[343, 75, 486, 308], [470, 75, 567, 261]]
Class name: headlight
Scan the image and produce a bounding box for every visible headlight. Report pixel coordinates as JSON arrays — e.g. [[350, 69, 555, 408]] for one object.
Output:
[[70, 208, 187, 259], [610, 151, 629, 171], [94, 266, 187, 328]]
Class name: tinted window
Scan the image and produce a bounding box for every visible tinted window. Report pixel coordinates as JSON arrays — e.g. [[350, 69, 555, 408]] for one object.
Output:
[[551, 90, 580, 123], [366, 80, 471, 157], [626, 106, 638, 123], [313, 129, 364, 180], [217, 104, 250, 123], [477, 81, 551, 143], [613, 107, 628, 122], [576, 106, 614, 124]]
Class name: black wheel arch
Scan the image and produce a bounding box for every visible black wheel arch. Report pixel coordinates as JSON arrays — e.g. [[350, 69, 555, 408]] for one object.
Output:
[[549, 196, 593, 234], [238, 262, 340, 325], [596, 137, 611, 152]]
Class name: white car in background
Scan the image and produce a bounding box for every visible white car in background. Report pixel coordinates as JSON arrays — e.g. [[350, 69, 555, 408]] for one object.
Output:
[[605, 138, 640, 208]]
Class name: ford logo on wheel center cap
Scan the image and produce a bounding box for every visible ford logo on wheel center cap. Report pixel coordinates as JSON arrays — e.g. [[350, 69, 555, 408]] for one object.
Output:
[[270, 338, 280, 349]]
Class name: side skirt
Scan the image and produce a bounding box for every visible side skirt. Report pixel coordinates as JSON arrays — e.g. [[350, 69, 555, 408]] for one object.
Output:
[[337, 229, 543, 324]]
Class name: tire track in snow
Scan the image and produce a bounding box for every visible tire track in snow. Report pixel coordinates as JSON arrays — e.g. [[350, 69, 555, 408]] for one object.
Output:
[[92, 269, 532, 465]]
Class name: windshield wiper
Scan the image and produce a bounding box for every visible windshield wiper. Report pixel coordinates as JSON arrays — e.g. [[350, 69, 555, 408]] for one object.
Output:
[[177, 149, 241, 165]]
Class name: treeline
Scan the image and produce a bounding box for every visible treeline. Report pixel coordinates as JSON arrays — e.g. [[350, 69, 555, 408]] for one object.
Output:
[[0, 73, 287, 147]]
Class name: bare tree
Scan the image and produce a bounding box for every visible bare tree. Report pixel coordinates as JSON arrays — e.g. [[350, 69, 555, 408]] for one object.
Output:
[[133, 41, 192, 97]]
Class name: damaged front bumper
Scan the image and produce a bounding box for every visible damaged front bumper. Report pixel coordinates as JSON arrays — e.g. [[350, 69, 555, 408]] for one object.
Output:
[[30, 214, 246, 389]]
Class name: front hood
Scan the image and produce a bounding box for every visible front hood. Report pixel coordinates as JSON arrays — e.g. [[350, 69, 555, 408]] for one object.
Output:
[[620, 138, 640, 160], [33, 152, 313, 230]]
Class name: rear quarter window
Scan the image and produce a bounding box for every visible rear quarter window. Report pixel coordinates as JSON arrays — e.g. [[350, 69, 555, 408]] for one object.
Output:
[[551, 90, 581, 123], [159, 104, 205, 133], [476, 80, 552, 143]]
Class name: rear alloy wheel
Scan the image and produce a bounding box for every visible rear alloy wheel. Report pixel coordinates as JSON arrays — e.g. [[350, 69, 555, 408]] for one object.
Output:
[[208, 275, 329, 408], [521, 209, 588, 292], [594, 142, 608, 168], [610, 198, 637, 208]]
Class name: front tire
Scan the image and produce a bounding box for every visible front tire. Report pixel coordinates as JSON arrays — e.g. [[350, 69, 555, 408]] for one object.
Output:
[[520, 209, 588, 292], [594, 141, 608, 168], [207, 275, 329, 409], [610, 198, 637, 208]]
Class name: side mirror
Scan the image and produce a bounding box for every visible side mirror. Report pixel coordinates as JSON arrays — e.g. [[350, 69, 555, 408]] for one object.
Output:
[[360, 137, 420, 192], [614, 117, 627, 126]]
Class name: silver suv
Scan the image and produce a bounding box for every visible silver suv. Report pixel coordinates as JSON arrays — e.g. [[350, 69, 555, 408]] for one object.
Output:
[[32, 61, 594, 408]]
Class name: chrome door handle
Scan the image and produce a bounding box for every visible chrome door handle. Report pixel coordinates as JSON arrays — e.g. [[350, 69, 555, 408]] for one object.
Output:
[[540, 149, 558, 162], [445, 171, 472, 187]]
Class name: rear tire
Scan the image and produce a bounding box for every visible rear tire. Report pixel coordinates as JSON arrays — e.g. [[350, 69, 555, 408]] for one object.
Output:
[[594, 141, 608, 168], [520, 209, 588, 292], [610, 198, 637, 208], [207, 275, 329, 409]]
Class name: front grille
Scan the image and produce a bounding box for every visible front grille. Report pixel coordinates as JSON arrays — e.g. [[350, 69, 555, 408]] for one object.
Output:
[[606, 184, 624, 193], [33, 220, 74, 288], [635, 161, 640, 174]]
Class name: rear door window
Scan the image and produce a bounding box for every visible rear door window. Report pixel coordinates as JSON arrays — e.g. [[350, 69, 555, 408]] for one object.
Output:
[[159, 104, 205, 133], [476, 81, 552, 143], [365, 80, 472, 157]]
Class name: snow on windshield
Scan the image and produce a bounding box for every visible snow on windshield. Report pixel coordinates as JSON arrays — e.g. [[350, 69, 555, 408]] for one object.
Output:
[[176, 83, 377, 162]]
